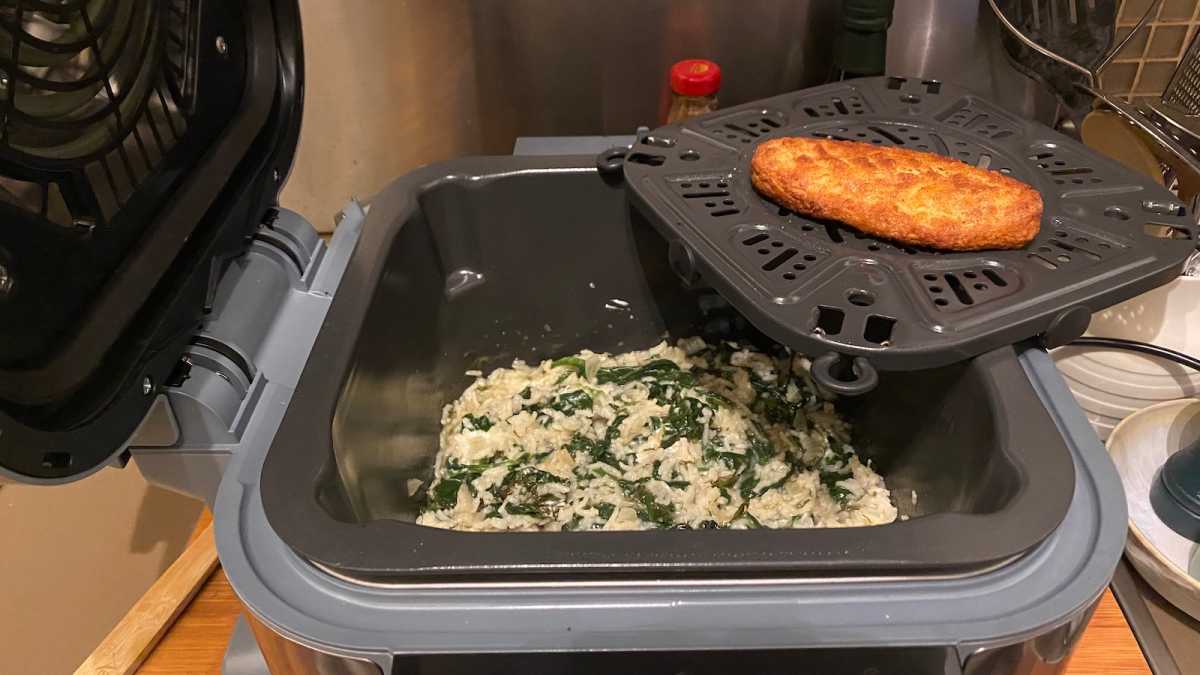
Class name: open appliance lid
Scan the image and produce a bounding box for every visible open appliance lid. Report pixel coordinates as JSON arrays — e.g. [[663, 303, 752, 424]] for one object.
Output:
[[0, 0, 303, 481]]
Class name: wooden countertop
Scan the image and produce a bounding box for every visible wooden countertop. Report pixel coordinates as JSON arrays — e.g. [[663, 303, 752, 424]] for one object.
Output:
[[135, 571, 1149, 674]]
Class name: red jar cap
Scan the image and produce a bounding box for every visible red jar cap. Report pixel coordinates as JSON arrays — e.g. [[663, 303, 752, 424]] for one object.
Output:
[[670, 59, 721, 97]]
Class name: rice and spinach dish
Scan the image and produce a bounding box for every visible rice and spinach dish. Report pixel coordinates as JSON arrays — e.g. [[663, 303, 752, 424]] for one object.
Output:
[[417, 338, 898, 531]]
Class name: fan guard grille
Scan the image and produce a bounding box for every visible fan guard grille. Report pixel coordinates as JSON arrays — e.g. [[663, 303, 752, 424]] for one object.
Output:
[[0, 0, 193, 226]]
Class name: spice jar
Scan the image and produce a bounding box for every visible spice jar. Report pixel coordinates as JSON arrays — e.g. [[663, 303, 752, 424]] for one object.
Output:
[[666, 59, 721, 123]]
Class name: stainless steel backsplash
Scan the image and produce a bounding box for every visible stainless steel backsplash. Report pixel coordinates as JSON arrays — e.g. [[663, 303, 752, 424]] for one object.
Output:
[[888, 0, 1058, 125], [466, 0, 1057, 147], [466, 0, 840, 149], [285, 0, 1055, 232]]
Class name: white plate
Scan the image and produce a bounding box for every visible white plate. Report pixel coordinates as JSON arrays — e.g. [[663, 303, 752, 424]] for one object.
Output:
[[1054, 276, 1200, 439], [1107, 398, 1200, 620]]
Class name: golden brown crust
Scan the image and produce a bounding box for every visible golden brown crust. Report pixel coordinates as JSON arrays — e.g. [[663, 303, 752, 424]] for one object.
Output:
[[750, 137, 1043, 251]]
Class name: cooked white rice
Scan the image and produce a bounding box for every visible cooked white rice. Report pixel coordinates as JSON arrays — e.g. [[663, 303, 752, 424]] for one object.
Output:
[[417, 339, 898, 531]]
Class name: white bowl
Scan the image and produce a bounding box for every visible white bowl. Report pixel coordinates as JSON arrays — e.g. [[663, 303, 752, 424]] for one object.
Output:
[[1106, 398, 1200, 620], [1088, 276, 1200, 351], [1054, 276, 1200, 439]]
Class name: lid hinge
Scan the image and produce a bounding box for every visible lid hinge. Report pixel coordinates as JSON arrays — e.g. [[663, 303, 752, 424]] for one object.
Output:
[[127, 204, 364, 504]]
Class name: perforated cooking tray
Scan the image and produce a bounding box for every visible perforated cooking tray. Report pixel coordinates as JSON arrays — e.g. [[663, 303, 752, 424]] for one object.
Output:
[[618, 76, 1198, 393]]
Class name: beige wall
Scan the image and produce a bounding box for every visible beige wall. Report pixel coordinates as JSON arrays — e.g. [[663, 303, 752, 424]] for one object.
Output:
[[280, 0, 483, 232], [0, 468, 202, 674]]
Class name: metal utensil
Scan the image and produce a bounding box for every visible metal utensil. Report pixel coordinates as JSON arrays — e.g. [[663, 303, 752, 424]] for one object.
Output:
[[1163, 27, 1200, 114], [1149, 26, 1200, 167], [987, 0, 1160, 127]]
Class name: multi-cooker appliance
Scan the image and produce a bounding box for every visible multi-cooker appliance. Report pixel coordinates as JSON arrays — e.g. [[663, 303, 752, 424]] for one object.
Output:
[[3, 2, 1196, 673]]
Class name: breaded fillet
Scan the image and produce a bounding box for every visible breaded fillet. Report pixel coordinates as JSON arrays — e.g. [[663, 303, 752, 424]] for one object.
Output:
[[751, 137, 1043, 251]]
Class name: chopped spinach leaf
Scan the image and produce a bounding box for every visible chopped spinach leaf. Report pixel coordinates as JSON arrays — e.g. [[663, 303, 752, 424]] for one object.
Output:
[[705, 442, 753, 492], [605, 412, 629, 443], [491, 466, 566, 504], [565, 412, 628, 468], [737, 469, 759, 500], [820, 469, 855, 506], [525, 389, 594, 417], [827, 484, 854, 505], [750, 467, 795, 497], [819, 468, 852, 485], [825, 433, 854, 461], [701, 391, 732, 408], [443, 455, 503, 491], [504, 502, 547, 517], [552, 356, 588, 378], [596, 359, 685, 385], [549, 390, 593, 415], [568, 432, 619, 468], [505, 491, 564, 519], [462, 414, 493, 432], [727, 501, 764, 528], [427, 479, 462, 510], [618, 479, 675, 527], [509, 449, 552, 466], [651, 460, 690, 489], [508, 466, 567, 489], [703, 442, 748, 469], [749, 371, 803, 427], [596, 502, 616, 520], [748, 434, 776, 464], [729, 501, 749, 525], [519, 386, 532, 400], [661, 397, 707, 447], [591, 467, 620, 481]]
